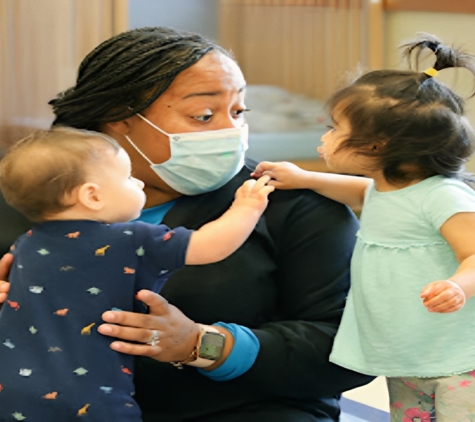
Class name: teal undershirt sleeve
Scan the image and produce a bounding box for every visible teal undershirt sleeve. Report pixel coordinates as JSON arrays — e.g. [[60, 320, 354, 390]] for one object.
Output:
[[197, 322, 260, 381]]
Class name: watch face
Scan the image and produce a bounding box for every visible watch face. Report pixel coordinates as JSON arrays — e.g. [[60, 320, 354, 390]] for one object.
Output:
[[199, 332, 225, 361]]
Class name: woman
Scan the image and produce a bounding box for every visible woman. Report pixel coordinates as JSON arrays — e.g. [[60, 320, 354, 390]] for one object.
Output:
[[0, 27, 372, 421]]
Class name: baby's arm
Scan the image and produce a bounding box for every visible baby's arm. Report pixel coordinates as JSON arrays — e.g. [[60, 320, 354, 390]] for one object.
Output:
[[185, 176, 274, 265], [421, 212, 475, 313], [252, 161, 369, 210]]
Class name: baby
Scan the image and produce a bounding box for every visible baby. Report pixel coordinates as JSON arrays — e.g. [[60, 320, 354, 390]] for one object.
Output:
[[0, 126, 273, 421]]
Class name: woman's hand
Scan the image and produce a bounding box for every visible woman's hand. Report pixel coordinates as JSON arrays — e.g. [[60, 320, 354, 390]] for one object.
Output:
[[98, 290, 201, 362], [0, 253, 13, 303]]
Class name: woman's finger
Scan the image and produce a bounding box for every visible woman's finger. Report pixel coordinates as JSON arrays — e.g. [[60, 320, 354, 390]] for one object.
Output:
[[101, 290, 170, 328], [136, 290, 171, 316], [109, 340, 163, 357], [0, 254, 13, 303], [0, 253, 13, 280]]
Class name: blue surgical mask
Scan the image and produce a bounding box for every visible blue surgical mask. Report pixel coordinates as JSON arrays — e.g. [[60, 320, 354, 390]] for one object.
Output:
[[124, 113, 248, 196]]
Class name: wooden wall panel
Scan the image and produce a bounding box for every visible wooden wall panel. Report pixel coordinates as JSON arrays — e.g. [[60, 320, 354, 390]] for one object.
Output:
[[0, 0, 128, 153], [384, 0, 475, 14], [219, 0, 382, 100]]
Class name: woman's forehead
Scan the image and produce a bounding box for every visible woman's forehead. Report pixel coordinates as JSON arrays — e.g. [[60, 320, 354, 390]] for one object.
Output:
[[165, 52, 246, 99]]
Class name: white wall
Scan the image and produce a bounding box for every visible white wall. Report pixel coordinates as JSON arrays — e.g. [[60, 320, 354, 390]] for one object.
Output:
[[384, 11, 475, 171], [128, 0, 219, 41]]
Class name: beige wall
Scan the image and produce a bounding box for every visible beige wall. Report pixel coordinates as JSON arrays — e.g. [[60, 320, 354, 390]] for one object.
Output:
[[384, 10, 475, 171]]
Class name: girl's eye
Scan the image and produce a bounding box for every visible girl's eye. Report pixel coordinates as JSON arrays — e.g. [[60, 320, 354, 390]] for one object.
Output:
[[326, 125, 335, 131], [233, 108, 250, 118], [194, 114, 213, 122]]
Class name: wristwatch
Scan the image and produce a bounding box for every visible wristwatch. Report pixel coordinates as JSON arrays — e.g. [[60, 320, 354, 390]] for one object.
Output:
[[170, 324, 226, 369]]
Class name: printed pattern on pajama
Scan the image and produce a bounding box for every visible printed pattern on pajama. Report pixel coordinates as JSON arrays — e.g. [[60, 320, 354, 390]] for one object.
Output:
[[0, 220, 191, 421], [387, 373, 475, 422]]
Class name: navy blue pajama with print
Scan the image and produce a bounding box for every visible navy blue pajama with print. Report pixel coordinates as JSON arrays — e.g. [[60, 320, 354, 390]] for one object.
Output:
[[0, 219, 191, 422]]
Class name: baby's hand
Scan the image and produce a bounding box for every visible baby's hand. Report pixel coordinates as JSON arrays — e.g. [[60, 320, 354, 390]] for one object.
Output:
[[233, 175, 275, 214], [251, 161, 310, 190], [420, 280, 466, 313]]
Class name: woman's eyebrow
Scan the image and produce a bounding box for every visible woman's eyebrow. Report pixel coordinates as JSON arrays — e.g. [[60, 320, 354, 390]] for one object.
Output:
[[183, 91, 220, 99], [182, 85, 246, 99]]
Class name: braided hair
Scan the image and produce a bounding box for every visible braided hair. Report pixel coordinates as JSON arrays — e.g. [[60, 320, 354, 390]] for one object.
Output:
[[49, 27, 233, 131], [327, 32, 475, 184]]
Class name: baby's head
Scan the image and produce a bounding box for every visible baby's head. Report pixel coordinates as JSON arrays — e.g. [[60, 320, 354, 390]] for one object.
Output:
[[0, 127, 145, 222], [327, 33, 475, 184]]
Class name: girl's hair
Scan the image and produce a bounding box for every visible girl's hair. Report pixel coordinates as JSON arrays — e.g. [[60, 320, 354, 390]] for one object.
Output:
[[49, 27, 233, 131], [328, 32, 475, 183], [0, 127, 120, 222]]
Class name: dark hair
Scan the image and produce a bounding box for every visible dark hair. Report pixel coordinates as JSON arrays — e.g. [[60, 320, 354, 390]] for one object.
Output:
[[328, 32, 475, 183], [49, 27, 233, 131], [0, 127, 120, 222]]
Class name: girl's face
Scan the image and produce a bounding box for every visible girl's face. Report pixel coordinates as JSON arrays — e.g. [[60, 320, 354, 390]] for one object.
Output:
[[104, 51, 248, 206], [318, 113, 369, 175]]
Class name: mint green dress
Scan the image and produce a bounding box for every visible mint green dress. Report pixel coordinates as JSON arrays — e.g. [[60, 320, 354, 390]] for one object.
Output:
[[329, 175, 475, 377]]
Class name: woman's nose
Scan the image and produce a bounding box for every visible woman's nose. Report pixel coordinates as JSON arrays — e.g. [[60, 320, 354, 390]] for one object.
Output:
[[215, 113, 242, 130]]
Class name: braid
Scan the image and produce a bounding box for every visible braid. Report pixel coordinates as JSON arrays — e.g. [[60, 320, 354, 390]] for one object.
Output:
[[49, 27, 233, 130]]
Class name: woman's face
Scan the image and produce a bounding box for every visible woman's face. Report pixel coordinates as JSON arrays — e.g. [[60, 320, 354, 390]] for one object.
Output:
[[105, 51, 247, 206]]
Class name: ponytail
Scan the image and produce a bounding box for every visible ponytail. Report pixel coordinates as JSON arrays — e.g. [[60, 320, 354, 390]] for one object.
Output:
[[400, 32, 475, 92]]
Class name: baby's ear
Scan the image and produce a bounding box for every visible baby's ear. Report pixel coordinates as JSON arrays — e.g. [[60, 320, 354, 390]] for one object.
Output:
[[77, 182, 104, 211]]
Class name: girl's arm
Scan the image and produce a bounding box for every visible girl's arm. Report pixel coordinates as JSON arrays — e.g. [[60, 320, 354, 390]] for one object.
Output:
[[421, 212, 475, 312], [185, 176, 274, 265], [252, 161, 370, 210]]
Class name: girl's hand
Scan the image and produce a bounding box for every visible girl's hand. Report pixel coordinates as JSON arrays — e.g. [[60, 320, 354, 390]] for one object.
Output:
[[251, 161, 310, 190], [0, 253, 13, 303], [97, 290, 200, 362], [420, 280, 466, 313]]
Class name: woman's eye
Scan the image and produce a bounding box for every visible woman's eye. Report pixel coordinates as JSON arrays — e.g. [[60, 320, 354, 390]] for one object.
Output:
[[326, 125, 335, 131], [194, 114, 213, 122]]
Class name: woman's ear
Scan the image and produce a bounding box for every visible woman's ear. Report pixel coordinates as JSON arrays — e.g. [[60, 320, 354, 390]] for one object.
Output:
[[103, 111, 142, 136], [76, 182, 105, 211], [103, 119, 132, 136]]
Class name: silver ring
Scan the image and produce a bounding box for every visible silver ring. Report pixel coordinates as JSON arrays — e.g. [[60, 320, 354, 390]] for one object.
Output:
[[146, 330, 160, 346]]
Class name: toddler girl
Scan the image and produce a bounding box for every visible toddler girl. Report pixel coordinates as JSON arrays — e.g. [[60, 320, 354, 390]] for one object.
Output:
[[253, 33, 475, 421]]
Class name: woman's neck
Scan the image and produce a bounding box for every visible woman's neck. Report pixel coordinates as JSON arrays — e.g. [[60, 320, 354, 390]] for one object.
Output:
[[143, 185, 182, 209]]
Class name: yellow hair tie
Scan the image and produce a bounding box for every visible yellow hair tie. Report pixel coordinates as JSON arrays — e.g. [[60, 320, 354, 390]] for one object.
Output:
[[423, 68, 438, 77]]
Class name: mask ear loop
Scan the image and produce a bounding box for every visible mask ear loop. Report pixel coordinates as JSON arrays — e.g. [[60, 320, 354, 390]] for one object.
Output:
[[124, 135, 155, 166], [135, 113, 170, 136]]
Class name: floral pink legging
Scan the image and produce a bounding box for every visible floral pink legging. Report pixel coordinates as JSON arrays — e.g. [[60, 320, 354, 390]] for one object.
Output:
[[387, 372, 475, 422]]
